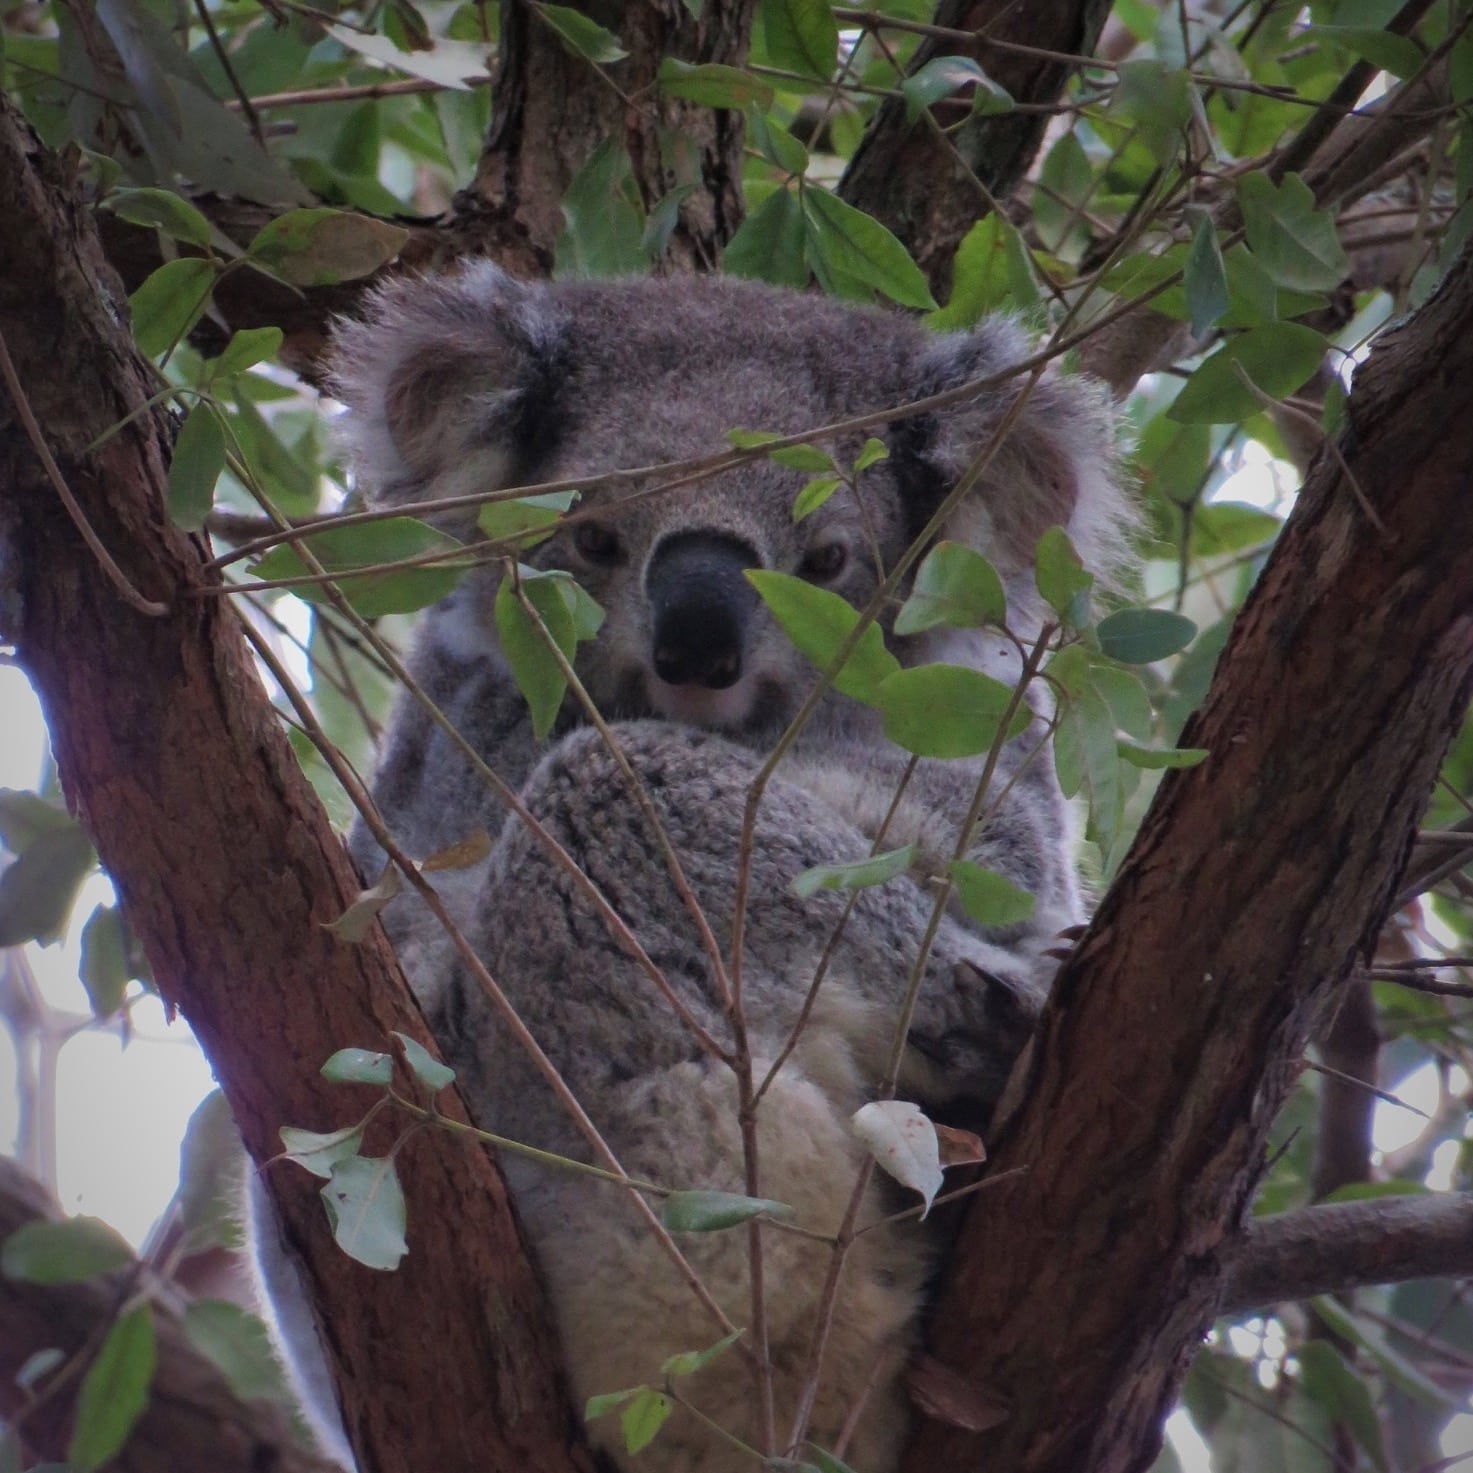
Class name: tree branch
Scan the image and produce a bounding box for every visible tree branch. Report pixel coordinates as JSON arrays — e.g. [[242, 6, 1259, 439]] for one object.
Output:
[[1222, 1194, 1473, 1318], [902, 236, 1473, 1473]]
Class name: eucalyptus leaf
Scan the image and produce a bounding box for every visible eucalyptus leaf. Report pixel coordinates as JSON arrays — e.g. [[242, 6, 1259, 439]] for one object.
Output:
[[2, 1217, 133, 1284], [1095, 609, 1197, 664], [321, 1048, 393, 1085], [661, 1190, 795, 1231], [947, 862, 1037, 927], [875, 665, 1030, 759], [167, 402, 226, 531], [538, 5, 627, 64], [321, 1155, 408, 1271], [791, 846, 916, 899], [68, 1305, 156, 1472], [895, 542, 1007, 635], [746, 571, 900, 703]]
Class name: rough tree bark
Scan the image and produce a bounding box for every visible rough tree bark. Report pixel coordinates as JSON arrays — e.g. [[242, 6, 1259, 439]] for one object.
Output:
[[461, 0, 756, 273], [0, 94, 594, 1473], [901, 239, 1473, 1473], [840, 0, 1115, 290]]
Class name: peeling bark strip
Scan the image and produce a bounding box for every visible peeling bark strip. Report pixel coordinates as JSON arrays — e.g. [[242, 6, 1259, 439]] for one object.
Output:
[[904, 241, 1473, 1473], [0, 96, 593, 1473], [0, 1158, 339, 1473]]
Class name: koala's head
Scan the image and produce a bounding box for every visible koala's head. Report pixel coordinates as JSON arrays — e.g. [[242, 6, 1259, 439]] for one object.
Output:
[[329, 263, 1131, 739]]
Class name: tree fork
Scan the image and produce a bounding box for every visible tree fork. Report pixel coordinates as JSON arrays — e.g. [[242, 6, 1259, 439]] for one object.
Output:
[[0, 95, 593, 1473], [903, 241, 1473, 1473]]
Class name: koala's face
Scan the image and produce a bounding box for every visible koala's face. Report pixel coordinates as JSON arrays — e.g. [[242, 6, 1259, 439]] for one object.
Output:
[[330, 265, 1129, 742], [518, 447, 912, 736]]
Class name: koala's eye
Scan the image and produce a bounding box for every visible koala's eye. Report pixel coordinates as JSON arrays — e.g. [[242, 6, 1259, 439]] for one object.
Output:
[[573, 521, 622, 566], [801, 541, 848, 582]]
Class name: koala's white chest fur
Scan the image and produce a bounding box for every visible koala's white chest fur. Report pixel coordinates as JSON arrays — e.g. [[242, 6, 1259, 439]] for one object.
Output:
[[252, 266, 1132, 1472]]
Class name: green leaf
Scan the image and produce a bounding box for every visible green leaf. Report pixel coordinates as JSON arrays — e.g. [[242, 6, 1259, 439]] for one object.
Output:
[[621, 1387, 673, 1455], [1111, 59, 1193, 163], [478, 490, 578, 546], [177, 1090, 242, 1253], [586, 1387, 640, 1420], [1310, 1296, 1461, 1407], [803, 1445, 861, 1473], [791, 845, 916, 899], [1168, 323, 1327, 424], [393, 1030, 456, 1091], [1089, 665, 1153, 741], [747, 108, 809, 176], [792, 475, 843, 520], [68, 1305, 155, 1471], [167, 402, 226, 531], [182, 1301, 289, 1404], [875, 665, 1031, 759], [642, 185, 696, 258], [2, 1218, 132, 1284], [854, 438, 888, 473], [538, 4, 627, 63], [658, 58, 772, 109], [1095, 608, 1196, 664], [1116, 741, 1207, 770], [1184, 211, 1229, 337], [894, 542, 1007, 635], [209, 327, 284, 381], [0, 824, 96, 947], [901, 56, 1011, 122], [494, 570, 581, 740], [247, 209, 409, 287], [1296, 1339, 1388, 1472], [108, 187, 212, 247], [1034, 526, 1093, 625], [725, 186, 809, 288], [129, 257, 216, 358], [556, 138, 648, 279], [759, 0, 837, 79], [661, 1329, 745, 1378], [79, 903, 133, 1018], [1237, 172, 1349, 292], [279, 1123, 367, 1179], [1307, 25, 1423, 79], [321, 1048, 393, 1085], [927, 214, 1036, 329], [746, 570, 900, 703], [771, 442, 835, 472], [321, 1155, 408, 1271], [803, 187, 937, 310], [253, 518, 470, 618], [947, 862, 1037, 927], [0, 790, 72, 853], [1055, 686, 1123, 851], [660, 1190, 795, 1231]]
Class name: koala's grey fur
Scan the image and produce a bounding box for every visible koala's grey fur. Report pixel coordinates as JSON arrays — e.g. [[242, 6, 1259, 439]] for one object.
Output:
[[254, 264, 1132, 1472]]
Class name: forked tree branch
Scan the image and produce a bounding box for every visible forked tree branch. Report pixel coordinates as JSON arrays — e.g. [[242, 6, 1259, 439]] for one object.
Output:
[[902, 236, 1473, 1473]]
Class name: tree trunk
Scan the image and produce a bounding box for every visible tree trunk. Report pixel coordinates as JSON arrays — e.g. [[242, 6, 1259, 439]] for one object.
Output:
[[840, 0, 1114, 290], [0, 94, 593, 1473], [463, 0, 757, 272], [902, 239, 1473, 1473]]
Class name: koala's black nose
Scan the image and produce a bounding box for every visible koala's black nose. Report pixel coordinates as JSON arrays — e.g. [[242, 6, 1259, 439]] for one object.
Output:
[[645, 531, 760, 690]]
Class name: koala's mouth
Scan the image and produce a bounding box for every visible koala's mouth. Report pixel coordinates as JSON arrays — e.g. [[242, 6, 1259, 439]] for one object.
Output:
[[614, 668, 789, 736]]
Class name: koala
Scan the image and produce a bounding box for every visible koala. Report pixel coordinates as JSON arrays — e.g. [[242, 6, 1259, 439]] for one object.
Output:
[[255, 265, 1132, 1472]]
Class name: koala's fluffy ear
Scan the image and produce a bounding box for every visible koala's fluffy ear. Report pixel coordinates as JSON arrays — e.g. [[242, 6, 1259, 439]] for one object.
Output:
[[890, 320, 1134, 593], [327, 262, 568, 521]]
